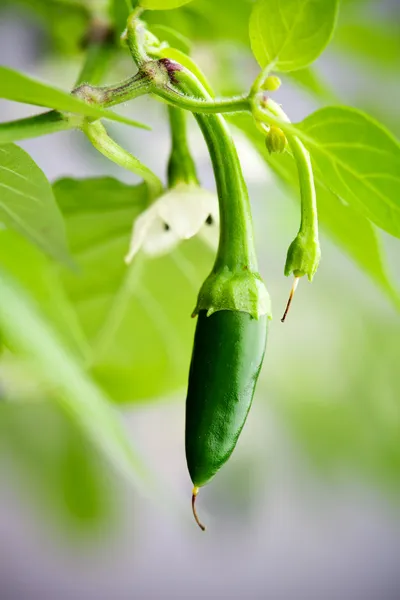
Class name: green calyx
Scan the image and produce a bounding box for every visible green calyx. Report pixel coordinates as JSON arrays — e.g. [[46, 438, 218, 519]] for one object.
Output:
[[193, 268, 271, 320], [284, 232, 321, 281]]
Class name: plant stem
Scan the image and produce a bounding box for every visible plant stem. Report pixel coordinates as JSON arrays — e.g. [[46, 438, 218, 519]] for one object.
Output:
[[156, 74, 251, 114], [167, 106, 198, 187], [289, 135, 318, 239], [73, 72, 152, 108], [260, 99, 319, 242], [83, 120, 163, 200], [172, 73, 258, 272]]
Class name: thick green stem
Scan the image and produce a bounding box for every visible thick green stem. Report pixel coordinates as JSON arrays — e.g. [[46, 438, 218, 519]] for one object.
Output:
[[73, 72, 152, 108], [167, 106, 198, 187], [83, 120, 163, 200], [173, 75, 258, 273]]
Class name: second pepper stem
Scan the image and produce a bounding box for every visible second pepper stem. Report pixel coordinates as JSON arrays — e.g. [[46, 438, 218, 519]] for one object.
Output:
[[158, 61, 270, 319], [167, 106, 199, 188]]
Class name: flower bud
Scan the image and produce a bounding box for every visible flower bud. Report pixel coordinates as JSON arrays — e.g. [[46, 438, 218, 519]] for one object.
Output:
[[262, 75, 282, 92], [265, 127, 288, 154]]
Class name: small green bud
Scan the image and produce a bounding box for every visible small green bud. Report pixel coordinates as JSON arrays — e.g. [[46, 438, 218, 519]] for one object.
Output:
[[262, 75, 282, 92], [265, 126, 288, 154], [284, 233, 321, 281]]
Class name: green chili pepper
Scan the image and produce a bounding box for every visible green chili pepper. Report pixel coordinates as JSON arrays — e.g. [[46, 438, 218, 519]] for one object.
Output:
[[186, 309, 267, 529], [157, 60, 271, 530]]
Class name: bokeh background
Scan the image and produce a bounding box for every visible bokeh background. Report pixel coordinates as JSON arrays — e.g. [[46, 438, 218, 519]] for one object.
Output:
[[0, 0, 400, 598]]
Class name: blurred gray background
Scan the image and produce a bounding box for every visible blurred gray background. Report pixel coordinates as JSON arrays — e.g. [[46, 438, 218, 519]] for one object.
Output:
[[0, 1, 400, 599]]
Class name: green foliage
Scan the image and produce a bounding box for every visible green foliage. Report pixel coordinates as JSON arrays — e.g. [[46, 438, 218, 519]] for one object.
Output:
[[250, 0, 339, 72], [0, 267, 149, 488], [140, 0, 194, 9], [232, 114, 400, 309], [0, 67, 148, 128], [0, 144, 71, 263], [296, 107, 400, 238], [0, 401, 114, 528], [53, 177, 213, 402], [0, 0, 399, 522]]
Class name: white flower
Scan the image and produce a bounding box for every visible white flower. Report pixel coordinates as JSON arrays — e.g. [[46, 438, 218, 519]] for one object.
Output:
[[125, 183, 219, 263]]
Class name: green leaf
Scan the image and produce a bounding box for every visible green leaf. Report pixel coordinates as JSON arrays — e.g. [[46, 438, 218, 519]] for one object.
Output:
[[231, 114, 400, 310], [250, 0, 339, 72], [0, 111, 73, 145], [0, 229, 88, 357], [295, 106, 400, 238], [0, 267, 149, 488], [0, 144, 72, 264], [140, 0, 194, 9], [0, 67, 149, 130], [53, 177, 214, 403], [150, 25, 192, 54]]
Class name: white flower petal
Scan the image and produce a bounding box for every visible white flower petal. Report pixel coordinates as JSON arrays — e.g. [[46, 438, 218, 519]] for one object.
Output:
[[158, 184, 217, 240], [125, 183, 220, 262], [141, 217, 181, 256], [198, 214, 220, 250]]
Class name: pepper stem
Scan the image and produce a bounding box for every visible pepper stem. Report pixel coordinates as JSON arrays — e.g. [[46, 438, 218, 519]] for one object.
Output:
[[281, 276, 300, 323], [192, 486, 206, 531]]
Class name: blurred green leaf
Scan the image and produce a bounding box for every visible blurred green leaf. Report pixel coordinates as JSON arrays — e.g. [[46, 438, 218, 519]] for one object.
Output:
[[0, 400, 115, 528], [333, 21, 400, 67], [145, 0, 253, 46], [0, 111, 72, 145], [141, 0, 194, 9], [0, 67, 149, 129], [150, 24, 192, 54], [0, 144, 72, 264], [249, 0, 339, 72], [0, 229, 87, 356], [296, 106, 400, 238], [54, 177, 213, 403], [278, 317, 400, 492], [0, 0, 89, 55], [0, 267, 149, 488], [232, 114, 400, 310]]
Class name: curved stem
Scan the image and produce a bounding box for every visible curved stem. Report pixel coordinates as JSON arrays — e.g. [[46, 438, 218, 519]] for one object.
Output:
[[167, 106, 198, 187], [83, 120, 163, 200], [170, 71, 258, 272], [289, 136, 318, 240], [156, 82, 251, 114]]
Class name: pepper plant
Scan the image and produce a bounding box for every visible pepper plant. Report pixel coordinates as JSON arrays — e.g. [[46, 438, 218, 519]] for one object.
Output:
[[0, 0, 399, 529]]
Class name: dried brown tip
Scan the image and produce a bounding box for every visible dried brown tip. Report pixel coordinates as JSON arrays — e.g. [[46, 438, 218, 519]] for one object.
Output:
[[281, 277, 300, 323], [192, 487, 206, 531]]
